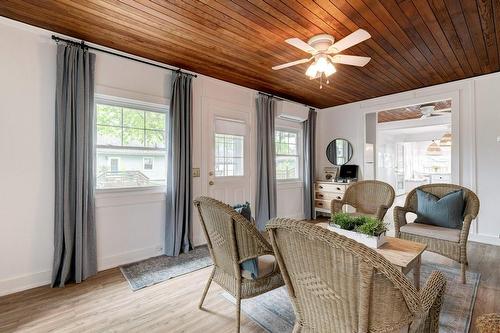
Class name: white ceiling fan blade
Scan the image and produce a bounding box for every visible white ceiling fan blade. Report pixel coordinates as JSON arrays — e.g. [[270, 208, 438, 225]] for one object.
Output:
[[327, 29, 371, 53], [331, 54, 371, 67], [272, 58, 311, 70], [285, 38, 317, 54]]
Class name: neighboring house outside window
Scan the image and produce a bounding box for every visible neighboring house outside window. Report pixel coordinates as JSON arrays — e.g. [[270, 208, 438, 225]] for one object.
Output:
[[275, 129, 301, 181], [95, 97, 168, 190]]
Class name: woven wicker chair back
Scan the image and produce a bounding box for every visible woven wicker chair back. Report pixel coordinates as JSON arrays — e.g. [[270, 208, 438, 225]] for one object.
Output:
[[404, 183, 480, 218], [344, 180, 395, 215], [267, 219, 420, 333], [194, 196, 273, 279]]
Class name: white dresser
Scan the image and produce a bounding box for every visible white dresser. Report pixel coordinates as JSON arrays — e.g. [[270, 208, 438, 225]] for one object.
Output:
[[314, 181, 352, 218]]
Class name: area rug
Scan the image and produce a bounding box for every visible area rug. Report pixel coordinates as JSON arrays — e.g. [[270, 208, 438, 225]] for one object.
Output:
[[223, 263, 480, 333], [120, 246, 212, 291]]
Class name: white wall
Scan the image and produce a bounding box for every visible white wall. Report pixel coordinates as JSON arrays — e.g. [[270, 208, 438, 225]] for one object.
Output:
[[0, 17, 307, 296], [317, 73, 500, 245]]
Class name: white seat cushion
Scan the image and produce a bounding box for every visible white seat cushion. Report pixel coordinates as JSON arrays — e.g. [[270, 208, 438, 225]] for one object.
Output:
[[241, 255, 276, 280], [400, 223, 460, 242]]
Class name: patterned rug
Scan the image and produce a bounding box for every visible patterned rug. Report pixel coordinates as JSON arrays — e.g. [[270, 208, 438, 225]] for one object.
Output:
[[120, 246, 213, 291], [223, 263, 480, 333]]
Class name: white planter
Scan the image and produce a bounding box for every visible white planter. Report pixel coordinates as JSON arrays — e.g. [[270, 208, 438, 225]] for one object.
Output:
[[327, 224, 387, 249]]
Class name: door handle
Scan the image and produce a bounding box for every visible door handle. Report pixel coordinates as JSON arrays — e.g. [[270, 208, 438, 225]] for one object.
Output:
[[209, 181, 214, 186], [208, 171, 214, 176]]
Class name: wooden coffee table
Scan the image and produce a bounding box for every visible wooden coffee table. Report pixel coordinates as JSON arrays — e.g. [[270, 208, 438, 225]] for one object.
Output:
[[317, 223, 427, 289], [375, 236, 427, 290]]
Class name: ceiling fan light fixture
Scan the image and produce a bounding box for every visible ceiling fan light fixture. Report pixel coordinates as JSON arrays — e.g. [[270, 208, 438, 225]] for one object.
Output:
[[305, 63, 318, 78], [324, 62, 336, 77]]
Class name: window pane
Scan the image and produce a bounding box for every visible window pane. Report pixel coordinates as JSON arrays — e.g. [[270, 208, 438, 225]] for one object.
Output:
[[276, 156, 299, 180], [96, 104, 122, 126], [123, 128, 145, 147], [145, 130, 165, 148], [97, 125, 122, 146], [146, 112, 166, 130], [96, 148, 166, 189], [123, 108, 145, 128], [214, 133, 244, 177], [275, 129, 300, 180], [95, 101, 167, 189]]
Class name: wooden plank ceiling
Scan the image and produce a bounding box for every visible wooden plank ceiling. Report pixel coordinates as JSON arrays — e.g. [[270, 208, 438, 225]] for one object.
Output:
[[378, 99, 451, 122], [1, 1, 499, 108]]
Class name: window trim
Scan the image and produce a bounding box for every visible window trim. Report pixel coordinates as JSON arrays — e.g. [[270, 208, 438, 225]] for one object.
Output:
[[95, 95, 168, 192], [275, 127, 303, 183]]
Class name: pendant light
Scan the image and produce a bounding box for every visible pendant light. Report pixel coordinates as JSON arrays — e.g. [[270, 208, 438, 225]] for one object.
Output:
[[439, 133, 452, 147], [426, 140, 442, 156]]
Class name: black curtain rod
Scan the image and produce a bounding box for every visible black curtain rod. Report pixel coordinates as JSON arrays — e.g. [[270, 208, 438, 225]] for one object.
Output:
[[51, 35, 197, 78], [258, 91, 312, 109]]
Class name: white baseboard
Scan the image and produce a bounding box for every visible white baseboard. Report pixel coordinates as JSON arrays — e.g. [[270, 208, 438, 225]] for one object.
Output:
[[0, 245, 164, 297], [469, 233, 500, 246], [0, 270, 51, 297]]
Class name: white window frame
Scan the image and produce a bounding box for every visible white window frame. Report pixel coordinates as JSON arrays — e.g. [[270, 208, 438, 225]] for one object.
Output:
[[275, 127, 303, 182], [95, 95, 168, 192]]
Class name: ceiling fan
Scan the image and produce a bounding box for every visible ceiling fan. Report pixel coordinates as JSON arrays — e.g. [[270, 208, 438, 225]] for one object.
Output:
[[418, 104, 452, 119], [272, 29, 372, 88]]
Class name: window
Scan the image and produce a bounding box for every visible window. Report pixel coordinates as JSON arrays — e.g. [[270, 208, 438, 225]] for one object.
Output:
[[95, 99, 167, 190], [275, 129, 301, 180], [215, 133, 244, 177], [109, 157, 120, 172], [143, 157, 154, 170]]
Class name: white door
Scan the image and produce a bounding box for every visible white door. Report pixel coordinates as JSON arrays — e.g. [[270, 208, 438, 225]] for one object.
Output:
[[202, 100, 252, 206]]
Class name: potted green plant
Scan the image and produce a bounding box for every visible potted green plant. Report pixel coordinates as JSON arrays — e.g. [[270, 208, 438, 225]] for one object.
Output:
[[329, 212, 387, 248]]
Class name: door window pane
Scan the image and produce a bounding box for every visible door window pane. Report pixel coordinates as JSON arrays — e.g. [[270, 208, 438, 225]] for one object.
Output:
[[214, 133, 244, 177]]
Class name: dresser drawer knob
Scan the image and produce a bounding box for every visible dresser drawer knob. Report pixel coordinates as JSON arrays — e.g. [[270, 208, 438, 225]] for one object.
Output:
[[336, 187, 341, 191], [318, 194, 324, 198], [318, 202, 323, 206]]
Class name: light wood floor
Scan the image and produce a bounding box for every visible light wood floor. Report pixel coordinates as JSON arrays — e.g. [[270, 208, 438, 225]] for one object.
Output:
[[0, 241, 498, 332]]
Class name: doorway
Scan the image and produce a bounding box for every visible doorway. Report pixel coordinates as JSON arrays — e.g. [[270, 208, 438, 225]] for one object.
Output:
[[364, 99, 454, 229]]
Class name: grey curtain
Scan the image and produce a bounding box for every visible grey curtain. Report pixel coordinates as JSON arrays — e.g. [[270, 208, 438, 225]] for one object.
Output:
[[255, 94, 277, 230], [303, 108, 317, 219], [52, 44, 97, 287], [165, 72, 193, 256]]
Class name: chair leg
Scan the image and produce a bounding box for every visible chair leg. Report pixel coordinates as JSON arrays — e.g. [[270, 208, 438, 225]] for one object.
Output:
[[461, 263, 467, 284], [199, 268, 215, 309], [236, 296, 241, 333]]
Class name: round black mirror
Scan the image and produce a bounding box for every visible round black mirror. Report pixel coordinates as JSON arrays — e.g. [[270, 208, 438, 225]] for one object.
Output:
[[326, 139, 353, 166]]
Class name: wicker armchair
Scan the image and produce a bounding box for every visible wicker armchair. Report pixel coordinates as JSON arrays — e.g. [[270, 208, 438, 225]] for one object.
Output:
[[266, 219, 446, 333], [394, 184, 480, 284], [193, 196, 284, 333], [331, 180, 395, 220], [476, 313, 500, 333]]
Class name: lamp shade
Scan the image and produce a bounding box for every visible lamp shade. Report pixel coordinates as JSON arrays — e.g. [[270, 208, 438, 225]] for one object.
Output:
[[426, 140, 442, 155], [440, 133, 452, 147]]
